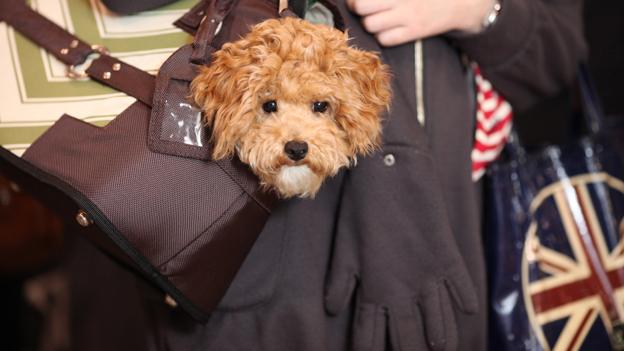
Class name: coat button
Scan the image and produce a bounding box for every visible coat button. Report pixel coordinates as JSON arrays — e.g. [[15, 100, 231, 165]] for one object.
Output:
[[383, 154, 395, 166], [75, 210, 93, 227]]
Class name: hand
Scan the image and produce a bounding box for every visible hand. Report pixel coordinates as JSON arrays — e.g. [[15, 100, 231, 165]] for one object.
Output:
[[346, 0, 497, 46], [325, 146, 479, 351]]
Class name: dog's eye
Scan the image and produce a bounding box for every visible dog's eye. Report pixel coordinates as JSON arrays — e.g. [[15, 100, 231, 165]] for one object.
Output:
[[262, 100, 278, 113], [312, 101, 329, 113]]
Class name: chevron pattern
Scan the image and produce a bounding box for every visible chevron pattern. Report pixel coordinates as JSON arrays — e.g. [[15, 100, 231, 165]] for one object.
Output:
[[471, 64, 513, 181]]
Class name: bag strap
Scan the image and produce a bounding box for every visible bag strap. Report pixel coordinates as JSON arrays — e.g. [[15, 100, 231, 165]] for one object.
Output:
[[189, 0, 237, 65], [0, 0, 155, 107], [499, 64, 606, 166], [186, 0, 311, 65], [175, 0, 344, 36], [0, 0, 339, 105], [289, 0, 308, 18], [578, 63, 604, 136]]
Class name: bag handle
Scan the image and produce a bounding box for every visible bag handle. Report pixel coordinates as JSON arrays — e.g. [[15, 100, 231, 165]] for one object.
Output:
[[279, 0, 307, 17], [189, 0, 311, 65], [0, 0, 155, 106], [189, 0, 236, 65], [502, 64, 606, 160], [578, 63, 605, 136]]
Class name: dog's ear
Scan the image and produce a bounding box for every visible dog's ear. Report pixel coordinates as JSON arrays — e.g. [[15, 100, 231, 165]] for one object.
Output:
[[191, 41, 258, 160], [332, 46, 391, 155]]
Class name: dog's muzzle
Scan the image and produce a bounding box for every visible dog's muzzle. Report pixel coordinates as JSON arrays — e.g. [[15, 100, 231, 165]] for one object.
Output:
[[284, 140, 308, 161]]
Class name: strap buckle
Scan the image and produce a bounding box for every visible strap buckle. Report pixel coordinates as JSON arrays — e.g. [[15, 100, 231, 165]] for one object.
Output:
[[66, 44, 109, 80]]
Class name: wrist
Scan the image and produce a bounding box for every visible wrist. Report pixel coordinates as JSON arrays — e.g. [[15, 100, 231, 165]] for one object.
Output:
[[459, 0, 501, 34]]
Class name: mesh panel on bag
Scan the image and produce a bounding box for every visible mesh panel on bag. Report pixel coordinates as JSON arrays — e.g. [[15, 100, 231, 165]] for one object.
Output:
[[162, 192, 269, 308], [22, 102, 245, 266]]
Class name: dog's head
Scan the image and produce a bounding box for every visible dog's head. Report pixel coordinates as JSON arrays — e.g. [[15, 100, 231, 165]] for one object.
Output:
[[191, 17, 391, 198]]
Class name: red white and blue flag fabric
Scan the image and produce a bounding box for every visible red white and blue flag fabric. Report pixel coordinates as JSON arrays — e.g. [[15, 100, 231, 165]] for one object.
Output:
[[526, 169, 624, 351], [487, 136, 624, 351]]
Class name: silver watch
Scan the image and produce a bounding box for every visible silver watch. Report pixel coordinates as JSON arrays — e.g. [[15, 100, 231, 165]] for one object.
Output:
[[482, 1, 502, 30]]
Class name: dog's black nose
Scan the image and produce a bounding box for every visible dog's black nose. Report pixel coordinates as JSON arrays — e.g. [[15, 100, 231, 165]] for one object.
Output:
[[284, 141, 308, 161]]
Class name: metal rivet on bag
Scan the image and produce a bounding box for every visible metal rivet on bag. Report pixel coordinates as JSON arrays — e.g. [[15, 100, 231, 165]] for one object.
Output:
[[60, 48, 69, 55], [165, 295, 178, 308], [75, 210, 93, 227], [102, 71, 111, 80], [214, 21, 223, 36], [112, 63, 121, 71], [70, 39, 79, 48], [383, 154, 395, 166], [9, 181, 20, 193]]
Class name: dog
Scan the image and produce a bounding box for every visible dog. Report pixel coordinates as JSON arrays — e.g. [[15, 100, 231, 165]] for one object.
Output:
[[191, 17, 391, 198]]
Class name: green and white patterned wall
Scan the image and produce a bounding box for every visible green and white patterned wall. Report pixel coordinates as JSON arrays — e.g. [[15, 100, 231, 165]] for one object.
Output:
[[0, 0, 196, 156]]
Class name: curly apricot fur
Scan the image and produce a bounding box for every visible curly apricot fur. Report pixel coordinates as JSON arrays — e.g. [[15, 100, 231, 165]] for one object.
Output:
[[191, 17, 391, 198]]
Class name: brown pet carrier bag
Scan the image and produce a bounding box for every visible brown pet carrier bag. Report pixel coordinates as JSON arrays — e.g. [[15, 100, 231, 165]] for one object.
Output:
[[0, 0, 344, 321]]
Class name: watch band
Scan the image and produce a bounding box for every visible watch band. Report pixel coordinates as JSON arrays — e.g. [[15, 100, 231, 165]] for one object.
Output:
[[482, 0, 502, 30]]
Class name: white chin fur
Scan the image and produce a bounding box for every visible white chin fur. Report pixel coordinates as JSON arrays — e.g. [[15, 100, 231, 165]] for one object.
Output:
[[275, 165, 321, 198]]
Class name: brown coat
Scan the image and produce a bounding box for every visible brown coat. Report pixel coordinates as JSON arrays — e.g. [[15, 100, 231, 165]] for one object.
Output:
[[60, 0, 587, 350]]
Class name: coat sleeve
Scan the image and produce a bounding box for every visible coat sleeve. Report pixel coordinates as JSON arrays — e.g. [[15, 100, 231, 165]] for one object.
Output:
[[449, 0, 587, 112]]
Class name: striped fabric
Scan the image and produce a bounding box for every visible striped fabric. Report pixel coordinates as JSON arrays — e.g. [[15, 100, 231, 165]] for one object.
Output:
[[471, 64, 513, 181]]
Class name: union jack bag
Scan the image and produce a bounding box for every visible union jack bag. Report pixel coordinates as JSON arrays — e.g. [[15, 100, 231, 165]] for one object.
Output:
[[486, 66, 624, 351]]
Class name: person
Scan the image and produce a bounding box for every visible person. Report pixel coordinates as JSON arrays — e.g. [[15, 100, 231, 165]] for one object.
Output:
[[35, 0, 586, 350]]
